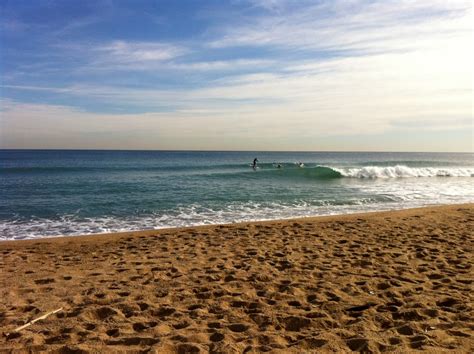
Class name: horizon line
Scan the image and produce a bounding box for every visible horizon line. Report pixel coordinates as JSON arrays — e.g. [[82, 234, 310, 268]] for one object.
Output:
[[1, 148, 472, 154]]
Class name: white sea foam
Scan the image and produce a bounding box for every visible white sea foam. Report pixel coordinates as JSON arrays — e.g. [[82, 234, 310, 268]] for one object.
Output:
[[332, 165, 474, 178], [0, 201, 378, 240], [1, 195, 472, 241]]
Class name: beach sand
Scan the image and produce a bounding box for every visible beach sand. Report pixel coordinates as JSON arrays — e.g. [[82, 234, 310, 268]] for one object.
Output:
[[0, 204, 473, 353]]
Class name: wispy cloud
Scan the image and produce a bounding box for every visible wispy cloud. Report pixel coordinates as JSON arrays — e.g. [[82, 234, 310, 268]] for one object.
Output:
[[211, 0, 471, 54], [170, 59, 274, 71], [99, 40, 188, 63]]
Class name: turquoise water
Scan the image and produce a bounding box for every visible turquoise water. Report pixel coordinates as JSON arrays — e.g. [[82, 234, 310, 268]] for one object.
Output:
[[1, 150, 473, 240]]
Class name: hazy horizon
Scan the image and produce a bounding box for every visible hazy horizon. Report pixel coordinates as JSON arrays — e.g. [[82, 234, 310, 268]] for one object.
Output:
[[0, 148, 473, 154], [1, 0, 472, 152]]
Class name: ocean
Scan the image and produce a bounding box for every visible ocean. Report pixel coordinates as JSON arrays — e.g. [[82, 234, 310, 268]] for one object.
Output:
[[1, 150, 473, 240]]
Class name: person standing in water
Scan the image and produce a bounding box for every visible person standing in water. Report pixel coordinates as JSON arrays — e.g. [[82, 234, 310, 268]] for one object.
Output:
[[252, 158, 258, 169]]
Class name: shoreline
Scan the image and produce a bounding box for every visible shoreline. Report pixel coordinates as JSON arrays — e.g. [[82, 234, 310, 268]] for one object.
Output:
[[2, 203, 472, 244], [1, 203, 473, 352]]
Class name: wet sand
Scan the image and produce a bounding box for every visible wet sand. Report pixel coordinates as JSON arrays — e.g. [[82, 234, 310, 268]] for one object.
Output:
[[1, 204, 473, 353]]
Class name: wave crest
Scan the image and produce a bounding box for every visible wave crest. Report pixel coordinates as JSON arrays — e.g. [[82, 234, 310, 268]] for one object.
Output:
[[331, 165, 474, 178]]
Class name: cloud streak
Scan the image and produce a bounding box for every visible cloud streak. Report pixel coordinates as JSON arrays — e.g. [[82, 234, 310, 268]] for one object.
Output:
[[98, 40, 188, 63], [211, 0, 471, 53]]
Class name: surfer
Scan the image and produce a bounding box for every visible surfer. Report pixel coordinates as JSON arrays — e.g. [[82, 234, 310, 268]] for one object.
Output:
[[252, 158, 258, 169], [276, 163, 282, 168]]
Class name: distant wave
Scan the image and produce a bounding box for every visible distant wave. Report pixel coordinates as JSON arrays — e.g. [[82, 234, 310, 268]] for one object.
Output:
[[1, 166, 88, 173], [254, 165, 342, 179], [2, 163, 472, 179], [0, 164, 240, 174], [330, 165, 474, 178]]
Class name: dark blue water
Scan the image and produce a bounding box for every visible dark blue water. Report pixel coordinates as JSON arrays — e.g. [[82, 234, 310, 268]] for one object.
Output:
[[1, 150, 472, 240]]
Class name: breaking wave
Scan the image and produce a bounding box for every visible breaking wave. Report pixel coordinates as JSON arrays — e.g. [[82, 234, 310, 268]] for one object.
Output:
[[254, 164, 473, 179], [331, 165, 474, 178]]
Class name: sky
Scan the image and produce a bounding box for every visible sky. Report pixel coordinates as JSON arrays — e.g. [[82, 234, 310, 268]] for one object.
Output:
[[0, 0, 472, 152]]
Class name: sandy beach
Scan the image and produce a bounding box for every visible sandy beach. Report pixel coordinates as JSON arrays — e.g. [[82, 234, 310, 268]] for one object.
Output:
[[0, 204, 473, 353]]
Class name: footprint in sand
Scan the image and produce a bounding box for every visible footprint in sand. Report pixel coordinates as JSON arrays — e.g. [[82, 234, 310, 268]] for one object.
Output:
[[210, 332, 225, 342], [228, 323, 249, 332], [346, 338, 369, 351], [106, 328, 119, 337]]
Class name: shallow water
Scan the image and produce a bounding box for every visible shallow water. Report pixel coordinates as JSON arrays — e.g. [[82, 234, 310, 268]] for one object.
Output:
[[1, 150, 472, 240]]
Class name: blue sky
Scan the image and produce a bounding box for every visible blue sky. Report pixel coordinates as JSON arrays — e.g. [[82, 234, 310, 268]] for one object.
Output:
[[0, 0, 472, 151]]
